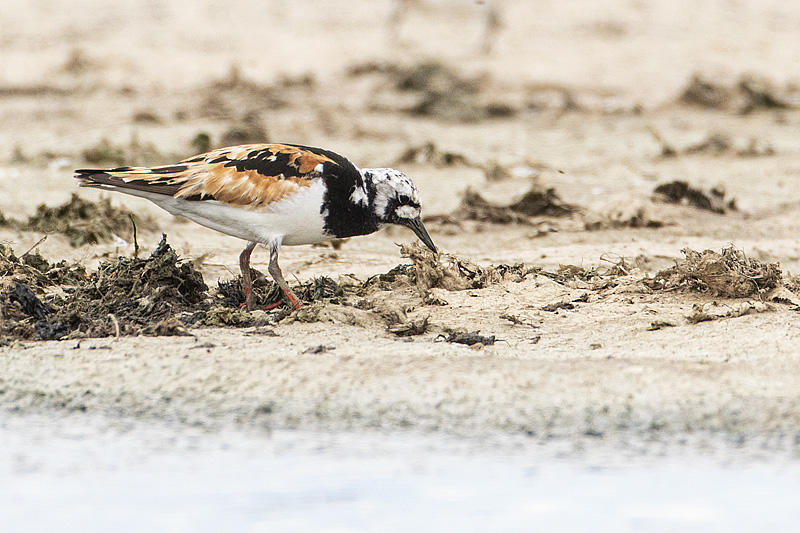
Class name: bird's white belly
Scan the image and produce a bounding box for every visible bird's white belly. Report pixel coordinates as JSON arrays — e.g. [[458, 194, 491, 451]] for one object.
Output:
[[142, 180, 329, 246]]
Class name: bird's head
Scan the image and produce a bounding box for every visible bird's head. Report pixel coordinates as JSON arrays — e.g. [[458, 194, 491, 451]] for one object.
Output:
[[362, 168, 437, 253]]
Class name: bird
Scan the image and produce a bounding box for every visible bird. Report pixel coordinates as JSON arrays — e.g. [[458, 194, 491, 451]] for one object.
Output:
[[74, 143, 437, 311]]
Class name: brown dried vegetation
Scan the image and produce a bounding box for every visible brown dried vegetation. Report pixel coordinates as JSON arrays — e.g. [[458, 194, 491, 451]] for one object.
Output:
[[679, 73, 799, 113], [653, 181, 737, 214], [645, 246, 781, 298], [18, 194, 156, 247]]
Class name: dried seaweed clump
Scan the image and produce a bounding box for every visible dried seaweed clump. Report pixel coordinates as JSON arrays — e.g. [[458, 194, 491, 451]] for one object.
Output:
[[509, 187, 577, 217], [394, 60, 515, 122], [584, 207, 663, 230], [395, 142, 475, 167], [22, 194, 155, 247], [54, 235, 207, 337], [1, 235, 208, 342], [443, 185, 578, 225], [538, 263, 622, 291], [645, 247, 780, 298], [0, 244, 86, 344], [220, 111, 269, 146], [459, 189, 532, 224], [678, 74, 798, 113], [685, 301, 774, 324], [395, 61, 475, 93], [400, 242, 535, 291], [217, 272, 348, 310], [81, 138, 127, 166], [438, 330, 496, 346], [0, 282, 44, 342], [653, 181, 736, 214], [681, 132, 775, 158], [0, 243, 86, 289]]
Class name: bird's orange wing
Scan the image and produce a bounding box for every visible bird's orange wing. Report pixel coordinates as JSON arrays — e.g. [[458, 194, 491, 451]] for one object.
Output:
[[75, 143, 344, 209]]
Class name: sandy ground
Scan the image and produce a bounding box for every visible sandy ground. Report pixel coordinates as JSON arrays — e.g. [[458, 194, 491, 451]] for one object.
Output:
[[2, 0, 800, 455]]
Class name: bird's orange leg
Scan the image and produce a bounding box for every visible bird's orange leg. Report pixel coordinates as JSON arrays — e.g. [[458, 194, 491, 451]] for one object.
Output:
[[268, 244, 302, 310], [238, 242, 257, 311]]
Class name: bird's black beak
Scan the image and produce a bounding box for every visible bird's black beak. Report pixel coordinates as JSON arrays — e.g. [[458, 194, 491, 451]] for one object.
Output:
[[399, 217, 437, 253]]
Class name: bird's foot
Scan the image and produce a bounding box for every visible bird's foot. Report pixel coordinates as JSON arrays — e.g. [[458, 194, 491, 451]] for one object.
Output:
[[239, 299, 285, 311], [283, 288, 302, 310], [238, 286, 302, 312], [238, 297, 301, 312]]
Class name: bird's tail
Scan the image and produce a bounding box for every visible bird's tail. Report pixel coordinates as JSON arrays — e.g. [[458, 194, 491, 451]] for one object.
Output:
[[74, 165, 190, 197]]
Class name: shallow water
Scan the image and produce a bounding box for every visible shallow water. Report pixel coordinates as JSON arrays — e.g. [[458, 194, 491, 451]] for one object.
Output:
[[2, 413, 799, 533]]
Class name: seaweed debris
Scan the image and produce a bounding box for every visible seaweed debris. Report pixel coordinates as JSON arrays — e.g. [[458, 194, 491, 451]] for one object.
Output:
[[348, 59, 517, 120], [1, 238, 541, 343], [438, 330, 496, 346], [0, 283, 43, 342], [647, 320, 676, 331], [1, 235, 208, 342], [653, 181, 736, 214], [346, 61, 400, 77], [395, 61, 475, 94], [217, 272, 347, 310], [200, 306, 271, 328], [51, 234, 207, 338], [681, 132, 775, 158], [432, 185, 578, 226], [213, 244, 527, 322], [132, 110, 163, 124], [394, 60, 515, 121], [141, 317, 192, 337], [678, 74, 798, 113], [395, 142, 475, 167], [388, 316, 429, 337], [679, 75, 731, 109], [458, 188, 532, 224], [584, 206, 664, 230], [216, 268, 272, 308], [21, 194, 155, 247], [645, 246, 781, 298], [509, 187, 577, 217], [540, 301, 576, 312], [538, 263, 623, 290], [0, 242, 86, 290], [190, 132, 213, 153], [200, 64, 287, 119], [81, 138, 127, 166], [686, 301, 775, 324], [219, 111, 269, 146], [400, 242, 536, 292], [0, 243, 85, 343], [737, 76, 795, 113], [684, 132, 733, 155]]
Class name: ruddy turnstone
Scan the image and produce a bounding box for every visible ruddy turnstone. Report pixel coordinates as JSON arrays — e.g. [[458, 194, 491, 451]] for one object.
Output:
[[74, 143, 436, 310]]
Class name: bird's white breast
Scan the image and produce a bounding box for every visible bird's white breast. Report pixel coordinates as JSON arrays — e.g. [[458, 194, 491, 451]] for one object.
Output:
[[128, 180, 329, 247]]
